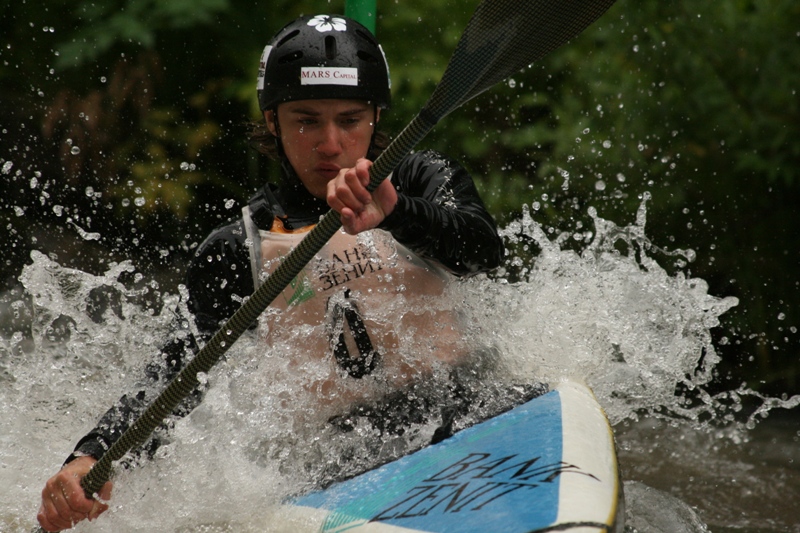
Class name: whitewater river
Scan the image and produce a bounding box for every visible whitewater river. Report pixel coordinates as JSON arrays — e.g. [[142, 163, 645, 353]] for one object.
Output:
[[1, 200, 798, 532]]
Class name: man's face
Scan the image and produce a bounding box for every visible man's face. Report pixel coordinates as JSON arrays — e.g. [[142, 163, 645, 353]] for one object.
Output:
[[266, 99, 379, 199]]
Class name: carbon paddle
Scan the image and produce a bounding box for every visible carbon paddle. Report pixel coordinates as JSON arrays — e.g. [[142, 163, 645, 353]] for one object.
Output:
[[45, 0, 617, 526]]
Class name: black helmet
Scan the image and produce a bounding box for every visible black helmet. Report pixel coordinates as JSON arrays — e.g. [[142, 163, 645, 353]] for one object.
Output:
[[257, 14, 391, 111]]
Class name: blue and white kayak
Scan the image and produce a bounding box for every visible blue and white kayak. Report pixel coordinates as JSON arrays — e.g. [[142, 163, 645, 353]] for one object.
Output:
[[276, 380, 623, 532]]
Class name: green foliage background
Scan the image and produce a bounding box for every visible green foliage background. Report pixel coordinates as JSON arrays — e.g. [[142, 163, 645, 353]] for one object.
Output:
[[1, 0, 798, 395]]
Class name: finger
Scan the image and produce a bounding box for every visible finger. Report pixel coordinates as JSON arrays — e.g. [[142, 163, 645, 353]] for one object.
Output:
[[89, 500, 109, 521], [61, 479, 96, 515], [341, 161, 373, 196], [328, 178, 365, 214], [326, 181, 348, 213], [40, 495, 82, 531], [88, 482, 113, 520], [54, 476, 94, 525], [354, 158, 373, 187], [341, 169, 371, 205], [339, 208, 358, 234], [38, 498, 63, 532], [58, 484, 92, 527], [36, 507, 60, 533], [42, 481, 72, 526]]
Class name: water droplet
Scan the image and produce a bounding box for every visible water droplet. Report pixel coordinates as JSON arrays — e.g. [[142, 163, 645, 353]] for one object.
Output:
[[70, 146, 81, 155], [225, 199, 235, 209], [180, 161, 190, 171], [134, 197, 146, 207], [595, 180, 606, 191], [2, 161, 14, 174]]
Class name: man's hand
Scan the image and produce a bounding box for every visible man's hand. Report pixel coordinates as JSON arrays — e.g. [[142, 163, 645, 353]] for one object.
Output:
[[37, 456, 112, 532], [327, 158, 397, 235]]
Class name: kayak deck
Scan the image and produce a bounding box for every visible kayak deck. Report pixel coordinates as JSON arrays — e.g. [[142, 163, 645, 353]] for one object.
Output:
[[277, 380, 623, 533]]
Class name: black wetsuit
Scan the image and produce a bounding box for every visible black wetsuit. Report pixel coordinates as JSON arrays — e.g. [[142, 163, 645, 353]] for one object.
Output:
[[66, 150, 505, 464]]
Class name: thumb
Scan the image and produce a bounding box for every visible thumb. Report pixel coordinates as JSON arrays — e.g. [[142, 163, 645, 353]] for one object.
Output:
[[87, 482, 113, 521]]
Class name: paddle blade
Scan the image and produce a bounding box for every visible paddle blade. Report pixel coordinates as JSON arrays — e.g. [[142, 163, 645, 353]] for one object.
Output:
[[424, 0, 617, 121]]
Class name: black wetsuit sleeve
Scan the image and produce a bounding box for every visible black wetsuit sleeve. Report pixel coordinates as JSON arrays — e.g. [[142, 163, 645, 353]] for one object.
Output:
[[184, 219, 255, 335], [68, 220, 254, 463], [378, 150, 503, 276]]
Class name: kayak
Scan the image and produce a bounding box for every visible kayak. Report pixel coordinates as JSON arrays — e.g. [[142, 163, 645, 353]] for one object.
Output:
[[273, 380, 623, 532]]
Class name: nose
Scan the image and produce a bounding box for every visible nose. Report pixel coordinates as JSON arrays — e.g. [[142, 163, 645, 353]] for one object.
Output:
[[315, 122, 343, 157]]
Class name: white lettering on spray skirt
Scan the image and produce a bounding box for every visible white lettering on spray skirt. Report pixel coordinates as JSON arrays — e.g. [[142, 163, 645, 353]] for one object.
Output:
[[300, 67, 359, 86]]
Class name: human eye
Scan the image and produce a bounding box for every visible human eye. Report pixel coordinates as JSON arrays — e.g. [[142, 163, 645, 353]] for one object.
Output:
[[340, 114, 367, 128]]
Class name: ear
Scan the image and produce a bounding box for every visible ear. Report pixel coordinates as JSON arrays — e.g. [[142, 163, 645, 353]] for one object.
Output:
[[264, 110, 278, 136]]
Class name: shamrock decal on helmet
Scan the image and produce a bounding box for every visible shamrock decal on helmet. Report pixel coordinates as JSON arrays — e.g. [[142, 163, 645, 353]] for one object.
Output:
[[307, 15, 347, 33]]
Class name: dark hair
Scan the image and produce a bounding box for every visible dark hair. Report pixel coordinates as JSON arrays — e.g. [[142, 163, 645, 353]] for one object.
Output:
[[247, 119, 390, 160]]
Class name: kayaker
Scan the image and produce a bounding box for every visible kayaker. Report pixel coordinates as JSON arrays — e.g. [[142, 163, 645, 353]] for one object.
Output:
[[37, 14, 503, 532]]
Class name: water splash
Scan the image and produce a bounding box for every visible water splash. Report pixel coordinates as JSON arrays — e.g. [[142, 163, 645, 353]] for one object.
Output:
[[1, 199, 796, 532], [467, 196, 740, 427]]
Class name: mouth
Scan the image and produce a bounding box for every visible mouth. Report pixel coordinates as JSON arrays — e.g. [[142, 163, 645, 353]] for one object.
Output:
[[315, 164, 341, 180]]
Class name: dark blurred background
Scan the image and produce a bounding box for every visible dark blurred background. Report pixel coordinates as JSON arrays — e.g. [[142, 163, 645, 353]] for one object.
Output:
[[1, 0, 798, 397]]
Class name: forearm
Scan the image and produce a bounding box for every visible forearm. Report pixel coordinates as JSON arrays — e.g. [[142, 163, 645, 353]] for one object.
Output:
[[377, 150, 504, 276], [381, 192, 503, 275], [66, 219, 254, 464], [66, 333, 202, 464]]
